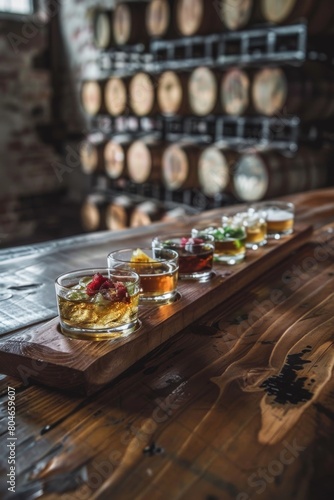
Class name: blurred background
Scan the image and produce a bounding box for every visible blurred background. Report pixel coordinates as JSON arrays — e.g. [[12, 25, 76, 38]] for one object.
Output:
[[1, 0, 334, 249]]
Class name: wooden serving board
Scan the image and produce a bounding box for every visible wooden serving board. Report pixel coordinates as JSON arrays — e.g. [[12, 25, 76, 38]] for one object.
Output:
[[0, 224, 312, 395]]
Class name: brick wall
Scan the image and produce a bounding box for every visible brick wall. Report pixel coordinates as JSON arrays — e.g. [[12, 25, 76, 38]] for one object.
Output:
[[0, 2, 62, 245], [0, 0, 116, 247]]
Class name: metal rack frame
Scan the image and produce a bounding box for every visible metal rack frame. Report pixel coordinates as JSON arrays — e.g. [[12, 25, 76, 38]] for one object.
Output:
[[215, 22, 307, 67], [89, 114, 301, 152], [99, 51, 154, 75], [90, 115, 163, 138], [82, 21, 332, 211], [98, 23, 307, 76]]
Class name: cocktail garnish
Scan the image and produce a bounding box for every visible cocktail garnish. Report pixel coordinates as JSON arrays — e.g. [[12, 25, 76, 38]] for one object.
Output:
[[180, 237, 204, 246], [100, 282, 130, 303], [86, 273, 110, 296], [130, 248, 157, 263], [209, 227, 245, 240], [86, 273, 130, 303]]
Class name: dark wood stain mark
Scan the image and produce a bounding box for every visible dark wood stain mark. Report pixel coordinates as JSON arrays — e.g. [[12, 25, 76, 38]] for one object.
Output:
[[143, 442, 164, 456], [260, 348, 313, 405]]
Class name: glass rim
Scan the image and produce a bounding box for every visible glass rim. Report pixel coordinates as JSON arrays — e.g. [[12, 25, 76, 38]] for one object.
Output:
[[152, 233, 215, 244], [55, 267, 140, 287], [234, 209, 266, 217], [250, 201, 295, 210], [107, 247, 179, 263]]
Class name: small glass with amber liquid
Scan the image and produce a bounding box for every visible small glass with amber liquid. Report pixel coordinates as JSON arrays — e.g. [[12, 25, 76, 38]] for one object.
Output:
[[108, 248, 179, 304], [152, 233, 215, 282], [237, 209, 267, 249], [252, 201, 295, 239], [55, 268, 140, 340]]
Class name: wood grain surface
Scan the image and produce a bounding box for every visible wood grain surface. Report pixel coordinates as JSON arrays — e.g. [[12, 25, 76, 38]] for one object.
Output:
[[0, 225, 311, 395], [0, 188, 334, 500]]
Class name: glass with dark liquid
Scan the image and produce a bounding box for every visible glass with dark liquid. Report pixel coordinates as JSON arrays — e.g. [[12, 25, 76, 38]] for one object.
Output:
[[152, 233, 215, 281]]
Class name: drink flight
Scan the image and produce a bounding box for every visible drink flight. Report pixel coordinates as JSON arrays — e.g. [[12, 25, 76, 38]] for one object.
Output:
[[54, 200, 295, 339]]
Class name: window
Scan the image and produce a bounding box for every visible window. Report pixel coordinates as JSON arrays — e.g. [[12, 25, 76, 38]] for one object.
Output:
[[0, 0, 34, 15]]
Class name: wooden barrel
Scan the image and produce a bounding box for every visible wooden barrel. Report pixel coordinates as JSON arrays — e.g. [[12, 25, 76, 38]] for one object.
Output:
[[220, 67, 251, 116], [127, 140, 164, 184], [104, 77, 129, 117], [232, 149, 330, 202], [129, 72, 158, 116], [146, 0, 174, 38], [188, 67, 220, 116], [220, 0, 263, 31], [92, 9, 113, 49], [112, 1, 150, 45], [197, 146, 237, 197], [105, 195, 135, 230], [80, 80, 106, 116], [175, 0, 223, 36], [251, 63, 334, 122], [162, 143, 201, 190], [79, 140, 105, 175], [157, 71, 190, 115], [260, 0, 334, 35], [104, 140, 129, 180], [81, 194, 109, 232], [130, 200, 165, 227]]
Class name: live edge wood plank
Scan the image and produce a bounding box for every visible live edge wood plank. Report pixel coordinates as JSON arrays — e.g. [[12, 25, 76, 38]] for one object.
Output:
[[0, 224, 312, 395]]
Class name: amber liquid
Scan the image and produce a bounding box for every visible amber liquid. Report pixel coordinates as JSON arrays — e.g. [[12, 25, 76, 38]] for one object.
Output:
[[266, 210, 294, 235], [246, 222, 267, 245], [214, 239, 246, 256], [58, 294, 139, 331], [130, 262, 178, 298]]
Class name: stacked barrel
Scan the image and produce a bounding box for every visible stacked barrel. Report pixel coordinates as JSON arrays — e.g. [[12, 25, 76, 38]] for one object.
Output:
[[79, 0, 334, 231]]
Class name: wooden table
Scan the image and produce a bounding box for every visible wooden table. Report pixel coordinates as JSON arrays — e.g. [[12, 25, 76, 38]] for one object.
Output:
[[1, 188, 334, 500]]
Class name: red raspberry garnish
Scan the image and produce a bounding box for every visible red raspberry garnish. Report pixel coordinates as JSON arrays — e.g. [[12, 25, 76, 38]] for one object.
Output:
[[86, 274, 130, 303], [114, 282, 130, 302], [86, 273, 110, 296], [100, 282, 130, 303], [100, 279, 115, 290]]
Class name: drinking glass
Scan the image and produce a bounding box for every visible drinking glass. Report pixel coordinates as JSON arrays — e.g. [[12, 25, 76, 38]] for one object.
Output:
[[252, 201, 295, 239], [55, 268, 140, 340], [152, 233, 215, 281], [108, 247, 179, 305], [236, 209, 267, 249], [192, 216, 247, 265]]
